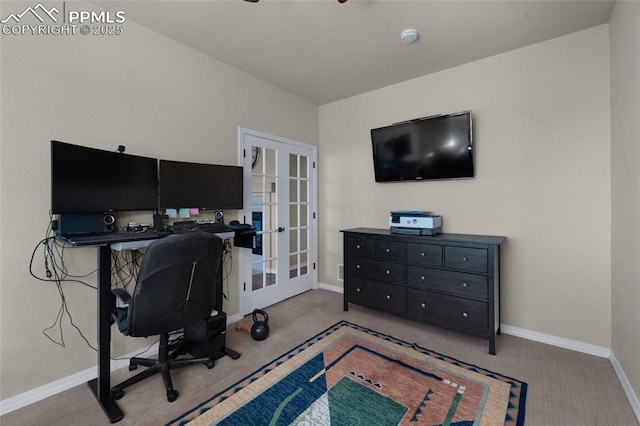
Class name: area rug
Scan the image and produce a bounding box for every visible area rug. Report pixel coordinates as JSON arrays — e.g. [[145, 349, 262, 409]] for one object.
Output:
[[168, 321, 527, 425]]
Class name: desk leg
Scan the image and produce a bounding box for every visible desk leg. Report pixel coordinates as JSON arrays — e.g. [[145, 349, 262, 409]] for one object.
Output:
[[88, 244, 123, 423]]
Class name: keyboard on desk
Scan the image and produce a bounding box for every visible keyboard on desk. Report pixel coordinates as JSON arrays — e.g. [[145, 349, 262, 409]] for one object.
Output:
[[58, 230, 167, 246], [170, 221, 230, 233]]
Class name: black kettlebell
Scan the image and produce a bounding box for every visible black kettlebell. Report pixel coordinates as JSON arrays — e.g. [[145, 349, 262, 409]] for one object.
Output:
[[251, 309, 269, 341]]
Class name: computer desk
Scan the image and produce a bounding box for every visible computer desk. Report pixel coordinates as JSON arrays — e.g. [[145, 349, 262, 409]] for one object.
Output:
[[59, 229, 241, 423]]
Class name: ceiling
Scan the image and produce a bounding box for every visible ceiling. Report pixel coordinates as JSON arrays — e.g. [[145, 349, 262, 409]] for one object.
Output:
[[95, 0, 615, 105]]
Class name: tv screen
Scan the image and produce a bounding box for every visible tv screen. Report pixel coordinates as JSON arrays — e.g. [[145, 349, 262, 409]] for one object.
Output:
[[159, 160, 243, 210], [51, 141, 159, 214], [371, 111, 473, 182]]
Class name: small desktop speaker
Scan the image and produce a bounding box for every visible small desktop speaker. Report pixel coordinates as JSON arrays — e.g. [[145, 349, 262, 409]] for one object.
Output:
[[103, 214, 116, 232], [55, 213, 116, 236]]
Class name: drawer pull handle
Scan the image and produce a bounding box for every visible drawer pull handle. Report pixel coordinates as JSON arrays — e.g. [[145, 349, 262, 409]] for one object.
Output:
[[356, 244, 361, 249], [385, 248, 390, 253], [356, 264, 361, 269], [421, 275, 426, 280], [421, 303, 426, 308], [462, 312, 468, 318], [356, 288, 361, 292], [386, 295, 391, 300], [386, 270, 391, 274], [462, 282, 468, 288], [462, 257, 469, 262], [421, 252, 426, 257]]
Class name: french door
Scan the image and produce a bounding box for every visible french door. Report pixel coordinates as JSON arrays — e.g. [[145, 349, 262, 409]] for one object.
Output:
[[238, 128, 316, 314]]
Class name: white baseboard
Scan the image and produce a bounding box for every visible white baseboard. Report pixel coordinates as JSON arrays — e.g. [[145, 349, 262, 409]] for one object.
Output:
[[226, 312, 243, 324], [0, 313, 238, 416], [500, 324, 612, 358], [318, 282, 343, 293], [0, 346, 148, 416], [609, 352, 640, 422]]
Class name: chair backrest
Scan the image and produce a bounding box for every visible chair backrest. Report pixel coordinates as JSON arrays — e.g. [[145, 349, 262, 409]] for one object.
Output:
[[127, 231, 223, 337]]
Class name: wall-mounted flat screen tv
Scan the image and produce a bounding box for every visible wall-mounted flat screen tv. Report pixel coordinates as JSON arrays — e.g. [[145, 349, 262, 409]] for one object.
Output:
[[371, 110, 473, 182], [159, 160, 243, 210], [51, 140, 159, 214]]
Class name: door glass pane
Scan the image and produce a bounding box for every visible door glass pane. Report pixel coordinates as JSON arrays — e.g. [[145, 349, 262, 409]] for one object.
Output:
[[289, 204, 298, 228], [250, 175, 260, 195], [252, 261, 265, 291], [266, 258, 277, 287], [299, 227, 308, 252], [289, 153, 298, 177], [289, 178, 298, 203], [289, 254, 298, 278], [300, 252, 308, 276], [265, 148, 277, 176], [300, 204, 308, 227], [300, 179, 308, 203], [289, 228, 299, 252], [300, 156, 308, 179], [252, 147, 264, 175]]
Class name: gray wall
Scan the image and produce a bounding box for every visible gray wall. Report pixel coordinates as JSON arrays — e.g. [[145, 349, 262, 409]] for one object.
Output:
[[610, 0, 640, 405], [0, 3, 318, 399], [319, 25, 611, 347]]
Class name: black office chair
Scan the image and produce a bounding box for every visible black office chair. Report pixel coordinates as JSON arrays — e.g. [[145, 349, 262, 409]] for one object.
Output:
[[111, 231, 223, 402]]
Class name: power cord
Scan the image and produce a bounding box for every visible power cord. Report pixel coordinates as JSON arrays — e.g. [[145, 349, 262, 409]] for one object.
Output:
[[222, 238, 233, 301], [29, 216, 97, 351], [111, 249, 142, 291]]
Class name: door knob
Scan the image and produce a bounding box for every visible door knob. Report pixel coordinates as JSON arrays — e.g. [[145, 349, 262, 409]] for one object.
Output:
[[277, 226, 285, 232]]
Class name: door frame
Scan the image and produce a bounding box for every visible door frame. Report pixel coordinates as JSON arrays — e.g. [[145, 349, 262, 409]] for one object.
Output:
[[237, 127, 318, 316]]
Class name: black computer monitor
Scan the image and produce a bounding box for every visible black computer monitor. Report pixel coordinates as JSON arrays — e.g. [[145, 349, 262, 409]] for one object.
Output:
[[159, 160, 243, 210], [51, 140, 159, 214]]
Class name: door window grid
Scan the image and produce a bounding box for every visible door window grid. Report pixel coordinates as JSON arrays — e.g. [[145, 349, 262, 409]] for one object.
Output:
[[289, 153, 310, 279], [252, 147, 278, 290]]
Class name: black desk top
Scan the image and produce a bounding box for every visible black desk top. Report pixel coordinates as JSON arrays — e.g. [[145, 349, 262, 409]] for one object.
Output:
[[57, 230, 170, 247], [57, 225, 255, 247]]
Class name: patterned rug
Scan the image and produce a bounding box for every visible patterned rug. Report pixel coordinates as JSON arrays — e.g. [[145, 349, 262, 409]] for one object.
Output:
[[168, 321, 527, 425]]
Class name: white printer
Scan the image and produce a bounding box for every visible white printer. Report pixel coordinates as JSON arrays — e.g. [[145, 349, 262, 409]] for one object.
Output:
[[389, 211, 442, 235]]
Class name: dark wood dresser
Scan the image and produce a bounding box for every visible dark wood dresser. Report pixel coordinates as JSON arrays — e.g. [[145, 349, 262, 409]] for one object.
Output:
[[341, 227, 505, 354]]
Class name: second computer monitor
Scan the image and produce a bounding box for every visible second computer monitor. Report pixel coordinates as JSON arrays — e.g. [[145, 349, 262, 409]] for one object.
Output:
[[159, 160, 243, 210]]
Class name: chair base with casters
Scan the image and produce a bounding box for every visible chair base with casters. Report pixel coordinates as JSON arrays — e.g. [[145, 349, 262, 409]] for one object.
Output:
[[111, 332, 215, 402]]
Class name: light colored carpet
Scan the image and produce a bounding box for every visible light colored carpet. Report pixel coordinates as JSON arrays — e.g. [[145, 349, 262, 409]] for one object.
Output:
[[1, 289, 637, 426]]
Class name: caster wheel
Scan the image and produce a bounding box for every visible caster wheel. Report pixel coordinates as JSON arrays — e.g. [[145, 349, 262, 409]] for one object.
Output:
[[128, 364, 137, 371], [206, 360, 215, 369], [167, 390, 179, 402], [112, 389, 125, 400]]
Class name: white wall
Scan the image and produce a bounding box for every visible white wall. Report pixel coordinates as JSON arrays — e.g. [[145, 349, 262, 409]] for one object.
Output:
[[610, 0, 640, 403], [319, 26, 611, 347], [0, 2, 318, 399]]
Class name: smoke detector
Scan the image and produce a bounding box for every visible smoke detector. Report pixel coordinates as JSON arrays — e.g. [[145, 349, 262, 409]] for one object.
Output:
[[400, 28, 418, 44]]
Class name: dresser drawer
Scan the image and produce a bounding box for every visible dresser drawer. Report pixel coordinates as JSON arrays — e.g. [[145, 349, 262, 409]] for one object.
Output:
[[345, 237, 374, 258], [406, 266, 488, 299], [406, 243, 443, 267], [346, 277, 406, 315], [445, 246, 488, 273], [406, 289, 488, 335], [375, 239, 405, 262], [346, 258, 405, 285]]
